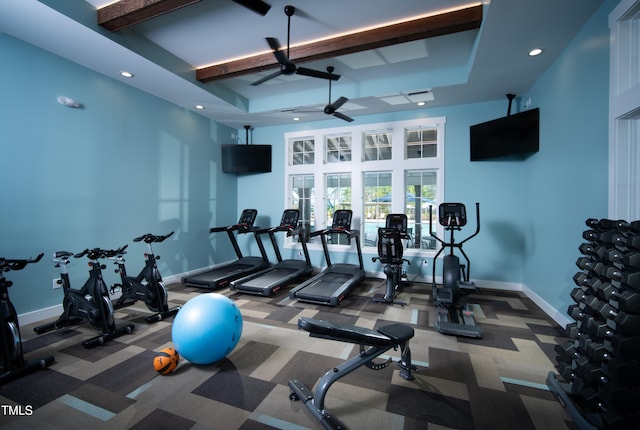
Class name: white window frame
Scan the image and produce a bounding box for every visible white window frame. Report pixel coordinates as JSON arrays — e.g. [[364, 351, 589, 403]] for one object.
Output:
[[608, 0, 640, 221], [284, 117, 446, 256]]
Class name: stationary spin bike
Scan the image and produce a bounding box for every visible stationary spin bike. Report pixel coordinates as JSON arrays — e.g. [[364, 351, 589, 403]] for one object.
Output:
[[34, 247, 135, 348], [371, 213, 411, 306], [429, 202, 483, 338], [111, 232, 180, 323], [1, 253, 54, 385]]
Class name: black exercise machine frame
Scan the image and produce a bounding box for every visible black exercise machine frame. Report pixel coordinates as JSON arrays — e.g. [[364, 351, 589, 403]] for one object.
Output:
[[182, 209, 270, 289], [34, 247, 135, 348], [371, 213, 411, 306], [231, 209, 312, 296], [288, 317, 416, 430], [111, 232, 180, 322], [289, 209, 365, 306], [429, 202, 483, 338], [1, 253, 54, 385]]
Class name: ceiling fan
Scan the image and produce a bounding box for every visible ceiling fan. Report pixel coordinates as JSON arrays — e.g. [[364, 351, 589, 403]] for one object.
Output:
[[251, 5, 341, 86], [322, 67, 353, 122], [282, 67, 354, 122], [232, 0, 271, 16]]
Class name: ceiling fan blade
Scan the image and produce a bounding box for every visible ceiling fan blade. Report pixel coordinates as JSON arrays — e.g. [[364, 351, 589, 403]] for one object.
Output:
[[232, 0, 271, 15], [296, 67, 340, 81], [251, 69, 282, 86], [333, 111, 354, 122], [266, 37, 290, 66], [328, 96, 348, 111]]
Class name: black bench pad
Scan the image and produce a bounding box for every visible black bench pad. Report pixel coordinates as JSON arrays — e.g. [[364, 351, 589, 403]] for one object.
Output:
[[298, 317, 413, 347]]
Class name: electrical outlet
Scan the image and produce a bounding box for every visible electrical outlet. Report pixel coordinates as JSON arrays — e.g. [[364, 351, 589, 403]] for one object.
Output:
[[52, 278, 62, 289]]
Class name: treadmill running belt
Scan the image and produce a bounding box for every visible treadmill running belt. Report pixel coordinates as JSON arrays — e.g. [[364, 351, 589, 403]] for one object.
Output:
[[295, 273, 351, 301], [239, 267, 298, 289], [186, 263, 254, 283]]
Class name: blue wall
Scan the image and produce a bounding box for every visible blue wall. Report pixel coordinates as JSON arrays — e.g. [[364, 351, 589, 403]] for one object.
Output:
[[1, 33, 238, 314], [521, 0, 614, 315]]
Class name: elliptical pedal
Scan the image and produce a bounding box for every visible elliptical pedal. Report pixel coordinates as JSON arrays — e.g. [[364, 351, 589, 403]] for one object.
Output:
[[436, 320, 483, 338]]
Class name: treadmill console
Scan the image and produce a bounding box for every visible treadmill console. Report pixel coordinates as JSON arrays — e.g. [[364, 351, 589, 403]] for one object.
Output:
[[438, 203, 467, 227], [237, 209, 258, 229], [280, 209, 300, 229], [331, 210, 352, 230]]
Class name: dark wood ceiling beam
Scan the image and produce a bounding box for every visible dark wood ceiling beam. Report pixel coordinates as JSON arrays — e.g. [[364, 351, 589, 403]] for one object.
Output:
[[98, 0, 202, 32], [196, 4, 483, 83]]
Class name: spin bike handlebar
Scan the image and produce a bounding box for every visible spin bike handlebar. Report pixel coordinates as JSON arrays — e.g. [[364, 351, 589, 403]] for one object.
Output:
[[0, 253, 44, 272], [133, 231, 174, 244], [74, 246, 127, 260]]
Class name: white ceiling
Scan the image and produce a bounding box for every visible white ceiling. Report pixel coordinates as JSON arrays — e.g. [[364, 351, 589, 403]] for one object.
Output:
[[1, 0, 603, 130]]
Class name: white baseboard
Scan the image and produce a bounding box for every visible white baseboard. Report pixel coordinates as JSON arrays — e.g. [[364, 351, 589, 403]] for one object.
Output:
[[522, 284, 572, 328], [19, 304, 63, 326]]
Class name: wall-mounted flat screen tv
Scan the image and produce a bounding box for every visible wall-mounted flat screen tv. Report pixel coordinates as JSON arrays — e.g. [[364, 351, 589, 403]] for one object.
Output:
[[470, 108, 539, 161], [221, 144, 272, 174]]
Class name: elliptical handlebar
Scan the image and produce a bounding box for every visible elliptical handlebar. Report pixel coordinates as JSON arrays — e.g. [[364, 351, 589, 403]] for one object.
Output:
[[459, 202, 480, 246], [429, 202, 480, 245]]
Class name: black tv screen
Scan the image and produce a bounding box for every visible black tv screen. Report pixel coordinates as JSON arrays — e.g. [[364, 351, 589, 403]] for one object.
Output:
[[221, 144, 272, 174], [470, 108, 539, 161]]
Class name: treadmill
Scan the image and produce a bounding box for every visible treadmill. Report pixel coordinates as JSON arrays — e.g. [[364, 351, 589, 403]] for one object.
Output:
[[182, 209, 269, 290], [289, 209, 365, 306], [230, 209, 312, 296]]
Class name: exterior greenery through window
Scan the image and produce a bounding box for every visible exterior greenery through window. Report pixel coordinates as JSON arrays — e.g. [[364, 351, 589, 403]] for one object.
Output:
[[285, 117, 445, 255]]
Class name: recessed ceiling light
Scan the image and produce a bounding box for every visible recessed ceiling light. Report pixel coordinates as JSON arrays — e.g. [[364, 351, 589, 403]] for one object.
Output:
[[528, 48, 543, 57], [293, 117, 300, 121], [195, 105, 205, 110], [120, 71, 134, 78], [417, 101, 426, 106]]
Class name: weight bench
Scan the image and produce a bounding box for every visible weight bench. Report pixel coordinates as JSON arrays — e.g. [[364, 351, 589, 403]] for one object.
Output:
[[288, 317, 416, 430]]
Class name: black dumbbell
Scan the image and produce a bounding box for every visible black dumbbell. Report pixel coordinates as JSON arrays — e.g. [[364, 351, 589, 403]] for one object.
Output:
[[601, 353, 640, 383], [610, 288, 640, 312], [555, 340, 576, 363], [604, 331, 640, 358], [565, 322, 580, 339], [598, 380, 639, 412], [607, 310, 640, 336]]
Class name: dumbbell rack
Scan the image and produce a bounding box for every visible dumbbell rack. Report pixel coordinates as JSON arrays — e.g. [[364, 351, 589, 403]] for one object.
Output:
[[547, 218, 640, 430]]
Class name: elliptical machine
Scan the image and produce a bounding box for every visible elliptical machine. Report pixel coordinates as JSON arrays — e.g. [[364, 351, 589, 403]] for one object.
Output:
[[371, 213, 411, 306], [1, 253, 54, 385], [111, 232, 180, 323], [429, 202, 483, 338], [34, 247, 135, 348]]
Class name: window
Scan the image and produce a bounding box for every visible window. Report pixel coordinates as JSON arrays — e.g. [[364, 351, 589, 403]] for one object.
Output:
[[289, 174, 314, 241], [284, 117, 445, 256], [290, 137, 315, 165], [405, 170, 438, 249], [325, 134, 352, 163], [363, 131, 392, 161], [406, 127, 437, 159], [325, 174, 352, 244], [363, 172, 392, 247]]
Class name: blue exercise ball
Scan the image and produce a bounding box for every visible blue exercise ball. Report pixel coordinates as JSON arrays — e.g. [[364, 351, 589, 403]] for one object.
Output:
[[171, 293, 243, 365]]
